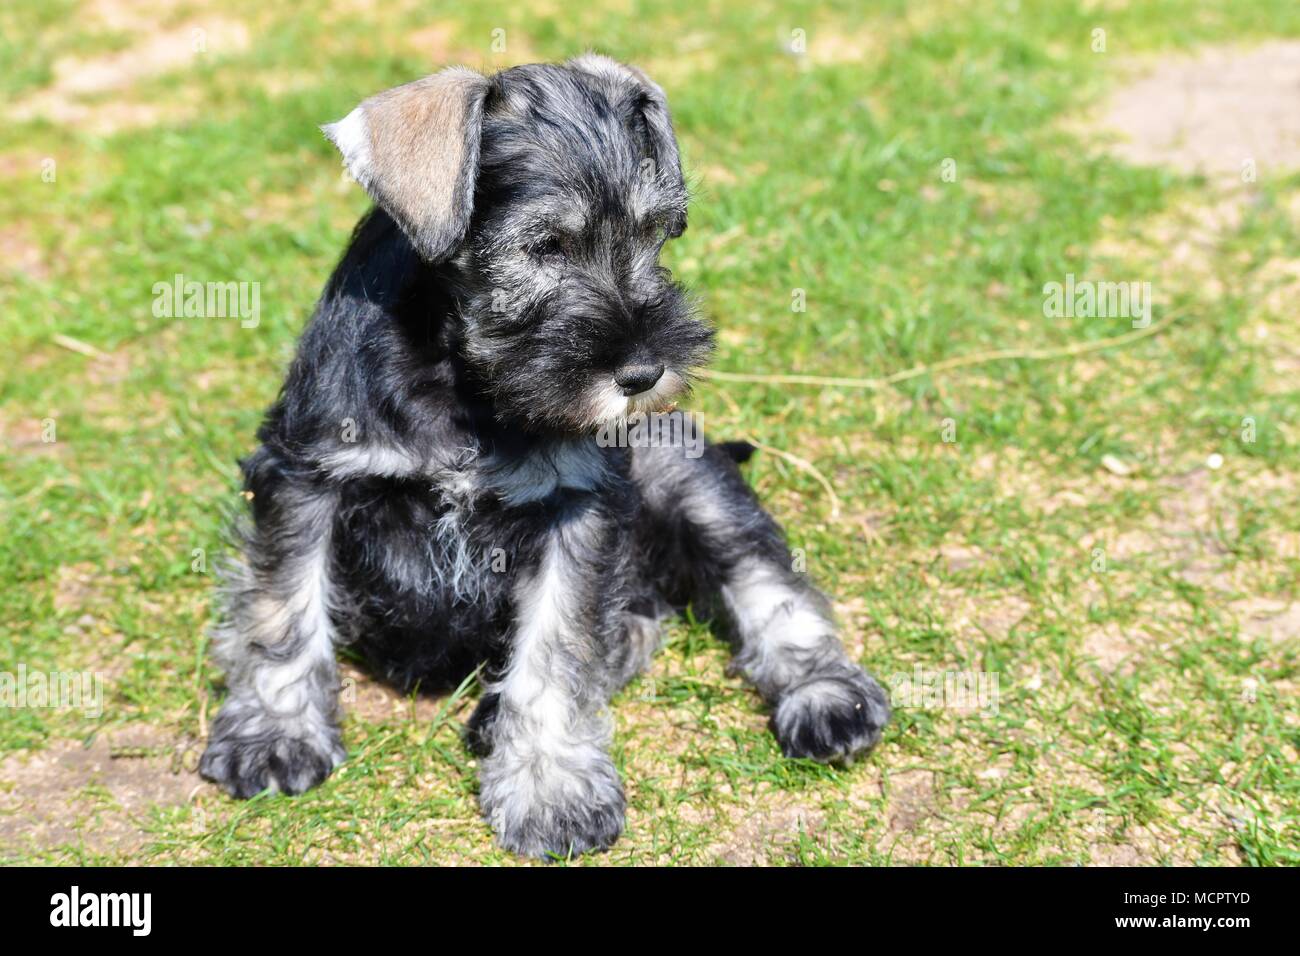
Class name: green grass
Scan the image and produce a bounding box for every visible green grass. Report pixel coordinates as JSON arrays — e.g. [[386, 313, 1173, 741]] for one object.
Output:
[[1, 0, 1298, 865]]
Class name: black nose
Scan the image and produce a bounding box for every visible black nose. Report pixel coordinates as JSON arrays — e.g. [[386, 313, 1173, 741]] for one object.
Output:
[[614, 362, 665, 396]]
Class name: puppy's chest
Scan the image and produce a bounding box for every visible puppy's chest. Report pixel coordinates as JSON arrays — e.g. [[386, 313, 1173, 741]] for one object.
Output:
[[335, 439, 635, 624], [428, 436, 628, 563], [454, 436, 620, 509]]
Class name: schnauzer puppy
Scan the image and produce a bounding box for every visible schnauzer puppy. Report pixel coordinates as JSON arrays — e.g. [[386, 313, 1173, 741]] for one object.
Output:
[[199, 55, 890, 858]]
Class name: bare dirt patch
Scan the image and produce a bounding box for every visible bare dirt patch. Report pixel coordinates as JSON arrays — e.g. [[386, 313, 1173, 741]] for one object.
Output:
[[800, 27, 881, 67], [1233, 598, 1300, 644], [53, 562, 104, 614], [935, 586, 1033, 650], [8, 19, 251, 134], [1087, 836, 1151, 866], [1095, 41, 1300, 182], [337, 661, 460, 725], [704, 791, 826, 865], [0, 152, 49, 180], [404, 22, 462, 63], [0, 224, 50, 281], [642, 34, 719, 88], [84, 0, 191, 33], [1081, 622, 1143, 673], [938, 541, 987, 574], [0, 727, 199, 860], [885, 768, 937, 833]]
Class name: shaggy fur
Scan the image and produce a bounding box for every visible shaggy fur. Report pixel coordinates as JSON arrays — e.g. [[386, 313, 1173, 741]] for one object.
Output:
[[199, 55, 890, 858]]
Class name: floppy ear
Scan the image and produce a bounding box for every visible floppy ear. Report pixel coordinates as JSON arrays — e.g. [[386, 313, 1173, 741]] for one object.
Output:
[[567, 54, 686, 236], [322, 67, 491, 262]]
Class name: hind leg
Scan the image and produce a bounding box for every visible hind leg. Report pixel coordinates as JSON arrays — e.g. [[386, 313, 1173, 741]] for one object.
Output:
[[199, 453, 346, 797], [631, 423, 890, 761]]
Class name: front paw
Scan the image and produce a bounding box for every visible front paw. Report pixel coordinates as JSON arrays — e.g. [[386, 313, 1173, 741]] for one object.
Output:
[[479, 748, 626, 859], [200, 710, 345, 798], [772, 668, 890, 762]]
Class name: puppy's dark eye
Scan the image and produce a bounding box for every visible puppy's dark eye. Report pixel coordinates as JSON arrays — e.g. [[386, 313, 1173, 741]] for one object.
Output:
[[641, 220, 666, 243], [640, 218, 676, 247], [529, 236, 564, 262]]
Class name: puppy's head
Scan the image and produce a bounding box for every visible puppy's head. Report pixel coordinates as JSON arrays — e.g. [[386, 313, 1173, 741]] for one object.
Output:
[[324, 55, 714, 432]]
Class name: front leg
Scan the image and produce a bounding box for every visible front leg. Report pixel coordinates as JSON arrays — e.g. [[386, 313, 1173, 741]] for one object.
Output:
[[199, 456, 346, 797], [632, 430, 891, 761], [476, 498, 628, 859]]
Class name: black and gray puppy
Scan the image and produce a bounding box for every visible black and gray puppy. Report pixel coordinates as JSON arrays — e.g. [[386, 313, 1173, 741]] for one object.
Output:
[[199, 55, 890, 858]]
